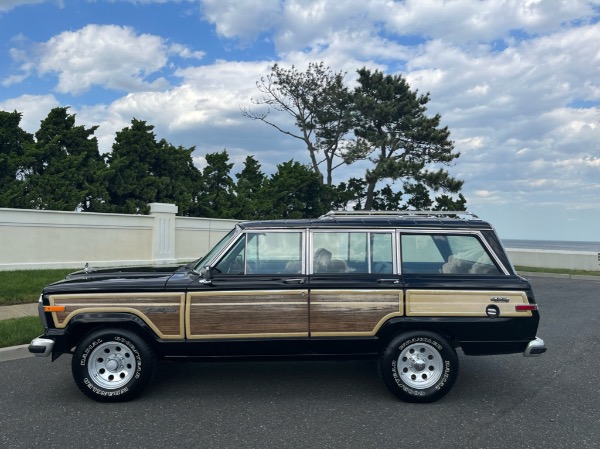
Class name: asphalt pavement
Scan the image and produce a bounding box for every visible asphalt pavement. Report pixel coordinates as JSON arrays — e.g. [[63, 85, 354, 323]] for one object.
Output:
[[1, 275, 599, 449]]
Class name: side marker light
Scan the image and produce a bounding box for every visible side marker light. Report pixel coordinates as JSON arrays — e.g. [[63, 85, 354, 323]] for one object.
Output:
[[44, 306, 66, 312]]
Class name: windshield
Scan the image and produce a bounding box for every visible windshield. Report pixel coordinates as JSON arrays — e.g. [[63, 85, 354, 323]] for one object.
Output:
[[192, 228, 239, 272]]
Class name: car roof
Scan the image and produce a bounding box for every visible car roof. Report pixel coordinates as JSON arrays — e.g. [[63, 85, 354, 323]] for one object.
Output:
[[238, 211, 494, 231]]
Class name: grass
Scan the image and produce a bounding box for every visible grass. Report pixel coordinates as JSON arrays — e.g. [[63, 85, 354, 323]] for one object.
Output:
[[0, 316, 43, 348], [0, 269, 73, 305], [515, 266, 600, 277]]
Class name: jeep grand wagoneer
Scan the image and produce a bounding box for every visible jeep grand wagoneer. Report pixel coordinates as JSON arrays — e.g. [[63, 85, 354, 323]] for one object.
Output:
[[29, 211, 546, 402]]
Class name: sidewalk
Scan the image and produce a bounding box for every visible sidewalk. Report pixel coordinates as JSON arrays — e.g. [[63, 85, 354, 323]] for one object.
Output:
[[0, 303, 38, 321]]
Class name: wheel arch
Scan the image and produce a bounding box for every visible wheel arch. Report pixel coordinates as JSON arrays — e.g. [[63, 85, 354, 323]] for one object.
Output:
[[376, 317, 460, 350], [66, 312, 160, 351]]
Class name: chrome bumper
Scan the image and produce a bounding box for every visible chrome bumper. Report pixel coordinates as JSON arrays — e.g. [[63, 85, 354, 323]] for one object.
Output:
[[523, 337, 546, 357], [28, 337, 54, 357]]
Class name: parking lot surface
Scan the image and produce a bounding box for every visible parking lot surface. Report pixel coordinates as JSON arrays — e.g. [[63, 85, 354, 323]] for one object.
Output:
[[1, 276, 599, 449]]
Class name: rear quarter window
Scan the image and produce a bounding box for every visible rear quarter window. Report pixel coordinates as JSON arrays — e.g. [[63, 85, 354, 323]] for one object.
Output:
[[401, 234, 501, 275]]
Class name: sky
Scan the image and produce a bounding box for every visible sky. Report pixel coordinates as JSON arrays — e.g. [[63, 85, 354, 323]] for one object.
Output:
[[0, 0, 599, 242]]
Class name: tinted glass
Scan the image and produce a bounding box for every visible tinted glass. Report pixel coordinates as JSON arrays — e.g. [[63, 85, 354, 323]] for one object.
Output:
[[401, 234, 500, 275]]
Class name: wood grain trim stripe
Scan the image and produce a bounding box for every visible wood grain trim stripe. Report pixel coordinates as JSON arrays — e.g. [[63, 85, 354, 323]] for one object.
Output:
[[185, 290, 309, 339], [405, 290, 531, 317], [49, 293, 185, 339]]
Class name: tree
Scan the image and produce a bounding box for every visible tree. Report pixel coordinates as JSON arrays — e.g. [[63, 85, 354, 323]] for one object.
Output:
[[350, 68, 464, 210], [234, 155, 269, 220], [243, 62, 353, 186], [194, 150, 237, 218], [264, 160, 324, 219], [19, 107, 108, 211], [0, 110, 34, 208], [154, 140, 201, 216], [106, 119, 201, 214]]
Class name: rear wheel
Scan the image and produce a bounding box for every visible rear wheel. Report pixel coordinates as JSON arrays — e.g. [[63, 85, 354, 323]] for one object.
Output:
[[379, 331, 458, 403], [71, 328, 156, 402]]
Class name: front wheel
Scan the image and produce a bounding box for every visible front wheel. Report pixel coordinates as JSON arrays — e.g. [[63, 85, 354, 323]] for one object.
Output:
[[71, 328, 156, 402], [379, 331, 458, 403]]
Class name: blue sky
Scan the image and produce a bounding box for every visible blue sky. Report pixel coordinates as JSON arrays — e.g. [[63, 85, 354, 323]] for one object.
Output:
[[1, 0, 599, 242]]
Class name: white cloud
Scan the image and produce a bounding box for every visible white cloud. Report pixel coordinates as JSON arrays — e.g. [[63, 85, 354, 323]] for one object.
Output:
[[201, 0, 282, 41], [382, 0, 598, 44], [0, 94, 60, 132], [5, 24, 206, 95]]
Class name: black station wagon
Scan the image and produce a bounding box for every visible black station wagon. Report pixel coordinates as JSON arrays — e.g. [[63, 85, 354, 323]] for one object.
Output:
[[29, 211, 546, 402]]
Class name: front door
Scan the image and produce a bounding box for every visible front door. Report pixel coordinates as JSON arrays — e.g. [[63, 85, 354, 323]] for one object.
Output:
[[185, 230, 308, 355]]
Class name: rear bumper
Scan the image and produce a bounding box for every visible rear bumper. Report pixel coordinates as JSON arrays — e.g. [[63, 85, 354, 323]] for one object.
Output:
[[523, 337, 547, 357], [28, 337, 54, 357]]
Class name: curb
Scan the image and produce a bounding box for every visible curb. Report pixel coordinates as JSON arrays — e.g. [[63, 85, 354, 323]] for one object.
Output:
[[0, 344, 34, 362], [518, 272, 600, 281]]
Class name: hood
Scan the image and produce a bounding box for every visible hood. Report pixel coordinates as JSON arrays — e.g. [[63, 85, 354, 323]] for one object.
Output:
[[43, 264, 186, 294], [65, 264, 183, 280]]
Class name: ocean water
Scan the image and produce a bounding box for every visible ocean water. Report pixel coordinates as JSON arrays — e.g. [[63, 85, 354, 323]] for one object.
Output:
[[502, 239, 600, 252]]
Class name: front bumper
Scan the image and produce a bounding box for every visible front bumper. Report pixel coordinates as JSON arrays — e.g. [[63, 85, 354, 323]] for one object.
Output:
[[28, 337, 54, 357], [523, 337, 546, 357]]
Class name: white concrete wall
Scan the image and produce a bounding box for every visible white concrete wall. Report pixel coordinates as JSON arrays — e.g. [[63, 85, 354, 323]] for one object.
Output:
[[175, 216, 238, 263], [507, 249, 600, 272], [0, 205, 237, 271], [1, 205, 597, 272]]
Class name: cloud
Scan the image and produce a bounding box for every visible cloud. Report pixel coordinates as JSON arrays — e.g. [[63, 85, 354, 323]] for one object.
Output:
[[5, 24, 205, 95], [382, 0, 599, 44], [201, 0, 282, 41], [0, 94, 60, 131], [0, 0, 59, 13]]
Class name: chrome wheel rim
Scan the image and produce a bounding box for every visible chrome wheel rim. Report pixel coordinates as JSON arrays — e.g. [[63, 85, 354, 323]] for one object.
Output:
[[397, 342, 443, 389], [88, 341, 137, 390]]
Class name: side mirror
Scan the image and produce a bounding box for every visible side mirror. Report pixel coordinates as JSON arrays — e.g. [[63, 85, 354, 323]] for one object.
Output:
[[199, 266, 213, 284]]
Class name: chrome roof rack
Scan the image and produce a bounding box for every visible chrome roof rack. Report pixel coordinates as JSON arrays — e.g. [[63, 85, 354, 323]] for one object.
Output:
[[321, 210, 480, 219]]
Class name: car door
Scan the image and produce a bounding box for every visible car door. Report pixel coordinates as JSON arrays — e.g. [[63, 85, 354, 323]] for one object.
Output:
[[308, 230, 404, 353], [185, 229, 309, 355]]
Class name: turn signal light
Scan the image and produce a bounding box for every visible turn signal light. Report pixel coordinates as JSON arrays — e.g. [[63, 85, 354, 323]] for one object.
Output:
[[515, 304, 537, 312], [44, 306, 66, 312]]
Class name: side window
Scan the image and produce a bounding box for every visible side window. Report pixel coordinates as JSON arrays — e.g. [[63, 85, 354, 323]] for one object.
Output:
[[312, 232, 393, 274], [371, 233, 393, 273], [214, 232, 303, 275], [401, 234, 500, 275]]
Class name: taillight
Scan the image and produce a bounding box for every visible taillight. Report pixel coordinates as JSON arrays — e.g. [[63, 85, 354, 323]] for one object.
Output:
[[515, 304, 538, 312]]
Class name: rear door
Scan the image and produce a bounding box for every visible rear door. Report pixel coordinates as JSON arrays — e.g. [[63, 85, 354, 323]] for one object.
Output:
[[308, 229, 403, 352]]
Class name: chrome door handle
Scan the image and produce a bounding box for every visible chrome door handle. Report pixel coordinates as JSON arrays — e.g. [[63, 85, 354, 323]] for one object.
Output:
[[378, 279, 400, 284], [284, 278, 306, 284]]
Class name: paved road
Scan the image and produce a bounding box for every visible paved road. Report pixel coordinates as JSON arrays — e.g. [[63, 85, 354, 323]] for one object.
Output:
[[1, 276, 599, 449]]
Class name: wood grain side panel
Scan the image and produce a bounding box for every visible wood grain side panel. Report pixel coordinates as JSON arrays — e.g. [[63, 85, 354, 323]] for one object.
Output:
[[186, 291, 309, 339], [49, 293, 185, 339], [405, 290, 531, 317], [310, 290, 403, 335]]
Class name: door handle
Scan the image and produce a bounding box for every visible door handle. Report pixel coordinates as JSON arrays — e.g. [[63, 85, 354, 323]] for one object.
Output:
[[378, 279, 400, 284], [283, 278, 306, 284]]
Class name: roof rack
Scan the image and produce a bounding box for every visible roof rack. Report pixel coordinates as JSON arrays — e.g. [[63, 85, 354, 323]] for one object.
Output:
[[321, 210, 480, 219]]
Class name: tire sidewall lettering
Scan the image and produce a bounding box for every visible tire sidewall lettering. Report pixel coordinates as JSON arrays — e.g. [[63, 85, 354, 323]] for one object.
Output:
[[114, 335, 143, 380], [79, 338, 103, 366]]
